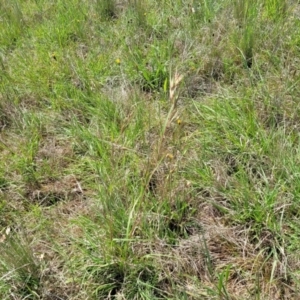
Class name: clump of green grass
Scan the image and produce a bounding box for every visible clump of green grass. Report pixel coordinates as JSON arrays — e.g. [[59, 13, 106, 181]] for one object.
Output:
[[1, 0, 300, 299], [0, 231, 41, 298], [125, 39, 171, 92]]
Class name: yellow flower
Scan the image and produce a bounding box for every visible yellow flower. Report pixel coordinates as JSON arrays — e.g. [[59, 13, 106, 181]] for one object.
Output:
[[166, 153, 174, 160], [177, 119, 182, 125], [115, 58, 121, 64]]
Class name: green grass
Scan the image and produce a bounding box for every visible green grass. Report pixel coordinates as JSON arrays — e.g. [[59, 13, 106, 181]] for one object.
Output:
[[0, 0, 300, 298]]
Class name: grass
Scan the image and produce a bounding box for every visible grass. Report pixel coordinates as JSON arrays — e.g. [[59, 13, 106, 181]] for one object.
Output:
[[0, 0, 300, 298]]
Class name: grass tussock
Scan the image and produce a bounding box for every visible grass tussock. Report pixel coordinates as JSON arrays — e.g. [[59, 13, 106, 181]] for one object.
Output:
[[0, 0, 300, 299]]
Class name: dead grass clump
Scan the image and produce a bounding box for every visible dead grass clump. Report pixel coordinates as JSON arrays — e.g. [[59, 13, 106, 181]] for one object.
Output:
[[184, 74, 218, 98], [0, 103, 14, 131], [259, 94, 300, 131], [147, 224, 256, 298], [156, 225, 258, 297], [36, 137, 74, 171], [27, 175, 83, 207], [129, 196, 297, 299], [35, 246, 82, 300]]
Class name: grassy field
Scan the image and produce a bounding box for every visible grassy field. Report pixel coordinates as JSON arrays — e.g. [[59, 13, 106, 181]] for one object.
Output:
[[1, 0, 300, 299]]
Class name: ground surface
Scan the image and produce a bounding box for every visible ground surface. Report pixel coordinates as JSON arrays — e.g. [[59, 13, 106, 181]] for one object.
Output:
[[1, 0, 300, 299]]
